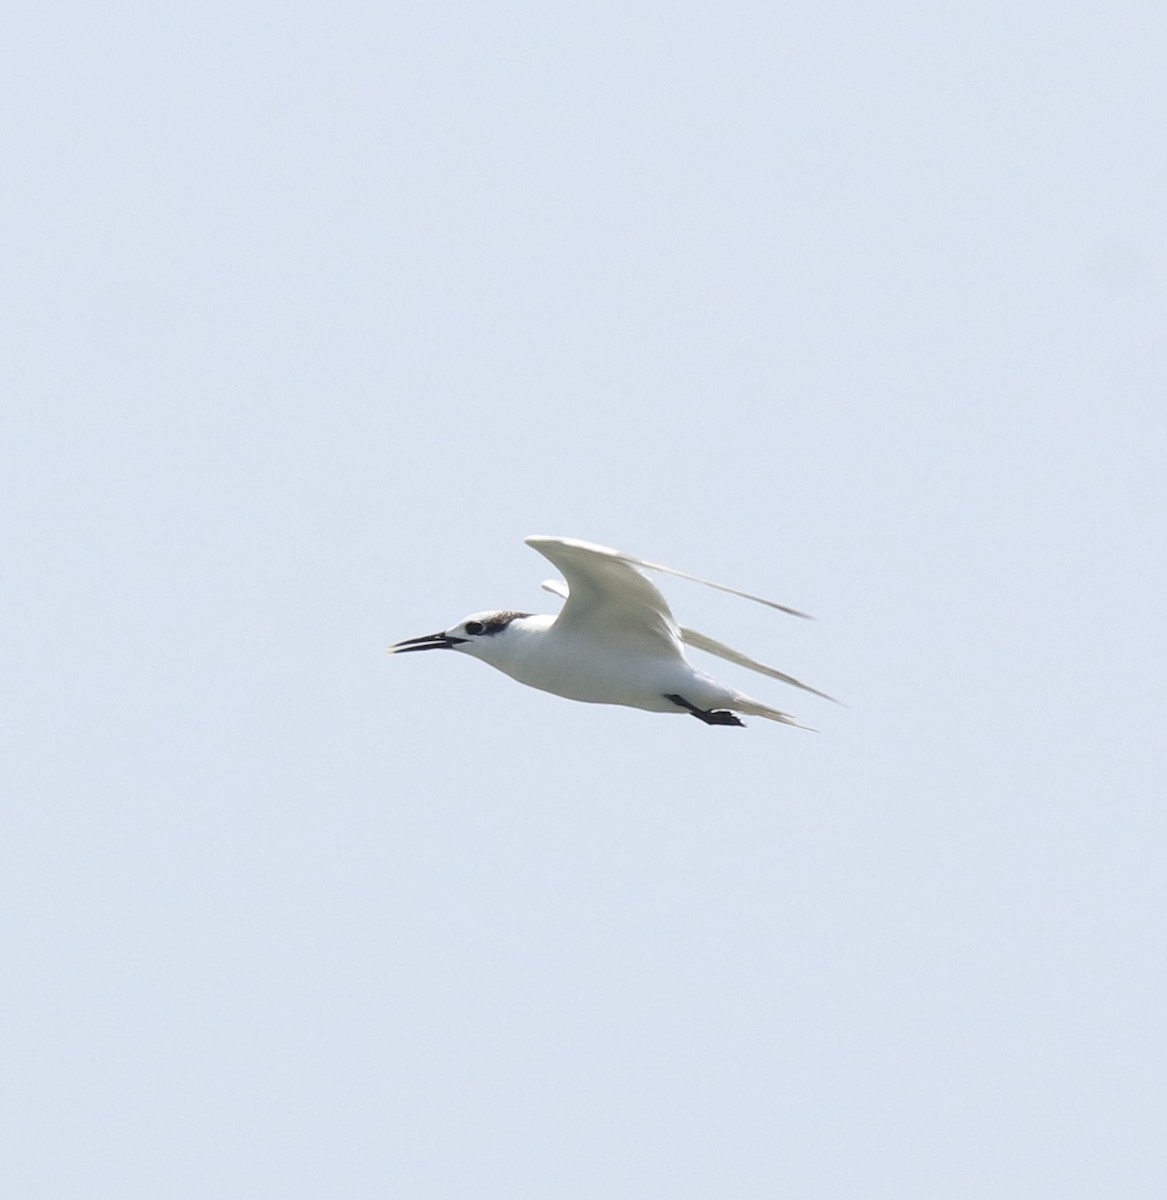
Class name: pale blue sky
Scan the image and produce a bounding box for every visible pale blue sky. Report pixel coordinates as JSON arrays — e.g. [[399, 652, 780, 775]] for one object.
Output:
[[3, 1, 1165, 1196]]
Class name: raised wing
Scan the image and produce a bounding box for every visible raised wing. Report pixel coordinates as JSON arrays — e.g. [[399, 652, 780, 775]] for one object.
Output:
[[525, 536, 683, 656], [537, 537, 813, 620], [528, 535, 812, 614]]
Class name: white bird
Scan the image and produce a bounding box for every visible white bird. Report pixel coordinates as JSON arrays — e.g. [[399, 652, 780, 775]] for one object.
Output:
[[388, 536, 834, 728]]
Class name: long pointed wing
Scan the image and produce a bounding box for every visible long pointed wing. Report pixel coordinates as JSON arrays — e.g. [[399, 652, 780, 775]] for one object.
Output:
[[525, 536, 683, 655], [528, 535, 812, 619], [539, 575, 836, 702], [678, 628, 838, 703]]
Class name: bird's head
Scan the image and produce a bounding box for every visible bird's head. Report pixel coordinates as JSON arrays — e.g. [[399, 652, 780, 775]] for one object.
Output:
[[388, 610, 532, 663]]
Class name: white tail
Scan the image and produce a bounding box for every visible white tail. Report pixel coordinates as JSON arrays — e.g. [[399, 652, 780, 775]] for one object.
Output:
[[733, 697, 816, 730]]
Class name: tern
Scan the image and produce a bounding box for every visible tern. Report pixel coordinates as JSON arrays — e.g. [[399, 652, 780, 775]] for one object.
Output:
[[388, 536, 834, 728]]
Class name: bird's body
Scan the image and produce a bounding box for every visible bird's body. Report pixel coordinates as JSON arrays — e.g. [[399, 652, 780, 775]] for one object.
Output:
[[470, 611, 727, 713], [389, 536, 833, 728]]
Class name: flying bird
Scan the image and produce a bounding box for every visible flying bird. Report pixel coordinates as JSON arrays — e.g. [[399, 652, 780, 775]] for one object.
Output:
[[388, 536, 833, 728]]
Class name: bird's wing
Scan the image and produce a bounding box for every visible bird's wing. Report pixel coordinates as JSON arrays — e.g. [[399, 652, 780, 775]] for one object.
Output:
[[531, 534, 811, 618], [525, 536, 684, 655], [677, 628, 838, 703], [539, 576, 835, 701], [528, 535, 812, 615]]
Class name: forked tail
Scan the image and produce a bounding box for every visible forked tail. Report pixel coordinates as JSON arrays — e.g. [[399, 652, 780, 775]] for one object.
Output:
[[733, 697, 816, 731]]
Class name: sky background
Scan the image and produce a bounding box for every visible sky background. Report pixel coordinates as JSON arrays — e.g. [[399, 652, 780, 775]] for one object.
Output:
[[3, 1, 1166, 1196]]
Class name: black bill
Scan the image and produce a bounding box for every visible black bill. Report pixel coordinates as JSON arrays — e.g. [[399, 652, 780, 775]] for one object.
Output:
[[387, 631, 468, 653]]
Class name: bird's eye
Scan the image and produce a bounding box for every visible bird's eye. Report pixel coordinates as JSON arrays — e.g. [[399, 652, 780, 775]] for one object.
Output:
[[465, 621, 484, 635]]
